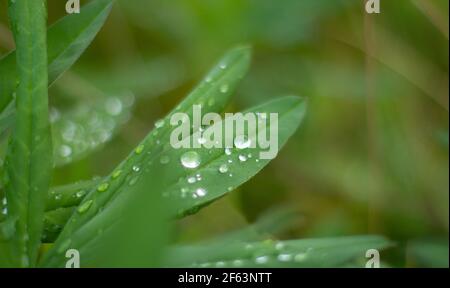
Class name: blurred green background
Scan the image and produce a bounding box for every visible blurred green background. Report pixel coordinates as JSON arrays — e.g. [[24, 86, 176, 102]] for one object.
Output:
[[0, 0, 448, 267]]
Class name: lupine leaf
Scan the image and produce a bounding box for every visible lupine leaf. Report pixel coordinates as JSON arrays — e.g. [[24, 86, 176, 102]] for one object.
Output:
[[3, 0, 52, 267], [41, 46, 252, 263], [165, 235, 393, 268], [0, 0, 114, 113]]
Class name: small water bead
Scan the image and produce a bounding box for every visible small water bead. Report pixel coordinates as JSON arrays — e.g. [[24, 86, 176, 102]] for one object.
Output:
[[187, 177, 197, 184], [75, 190, 86, 198], [218, 164, 229, 174], [195, 188, 207, 197], [229, 173, 233, 177], [105, 97, 123, 116], [219, 63, 227, 69], [2, 198, 6, 205], [205, 76, 212, 83], [227, 187, 233, 192], [97, 182, 109, 192], [220, 84, 229, 93], [228, 159, 233, 163], [215, 261, 226, 267], [59, 145, 72, 158], [233, 259, 244, 266], [77, 200, 93, 214], [180, 151, 201, 169], [112, 170, 122, 179], [128, 176, 139, 186], [54, 194, 62, 201], [255, 256, 269, 264], [238, 155, 247, 162], [132, 165, 141, 172], [207, 98, 215, 107], [196, 174, 202, 181], [234, 135, 251, 149], [277, 254, 293, 262], [225, 148, 232, 155], [247, 153, 252, 158], [135, 144, 144, 154], [160, 155, 170, 164], [154, 119, 165, 128], [2, 207, 7, 215], [294, 253, 307, 262]]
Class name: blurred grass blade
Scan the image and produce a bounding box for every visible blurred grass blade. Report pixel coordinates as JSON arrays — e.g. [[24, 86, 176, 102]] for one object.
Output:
[[4, 0, 52, 267], [166, 235, 393, 268], [41, 165, 170, 267], [0, 0, 114, 112], [41, 45, 251, 265], [52, 93, 134, 166]]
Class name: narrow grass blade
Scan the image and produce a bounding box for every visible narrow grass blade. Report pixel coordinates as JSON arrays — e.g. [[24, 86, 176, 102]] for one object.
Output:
[[4, 0, 52, 267], [166, 235, 393, 268]]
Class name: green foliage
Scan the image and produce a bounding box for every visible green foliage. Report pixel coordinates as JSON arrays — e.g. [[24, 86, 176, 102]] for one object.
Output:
[[0, 0, 411, 268], [2, 0, 52, 267]]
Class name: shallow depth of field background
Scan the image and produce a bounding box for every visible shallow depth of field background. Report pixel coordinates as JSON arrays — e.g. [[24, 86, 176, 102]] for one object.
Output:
[[0, 0, 448, 267]]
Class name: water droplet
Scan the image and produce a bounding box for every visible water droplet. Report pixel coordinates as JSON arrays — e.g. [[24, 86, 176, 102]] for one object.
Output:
[[128, 176, 139, 186], [187, 177, 196, 184], [160, 155, 170, 164], [97, 183, 109, 192], [247, 153, 252, 158], [135, 144, 144, 154], [234, 135, 251, 149], [218, 164, 229, 173], [54, 194, 62, 201], [180, 151, 201, 169], [294, 253, 307, 262], [154, 119, 165, 128], [277, 254, 292, 262], [77, 200, 93, 214], [75, 190, 86, 198], [233, 259, 244, 266], [112, 170, 122, 179], [59, 145, 72, 158], [255, 256, 269, 264], [196, 173, 202, 181], [220, 84, 229, 93], [228, 159, 233, 163], [132, 165, 141, 172], [219, 63, 227, 69], [238, 154, 247, 162], [227, 187, 233, 192], [205, 76, 212, 83], [207, 98, 215, 107], [215, 261, 225, 267], [225, 148, 232, 155], [275, 242, 285, 250], [195, 188, 207, 197], [105, 97, 123, 116]]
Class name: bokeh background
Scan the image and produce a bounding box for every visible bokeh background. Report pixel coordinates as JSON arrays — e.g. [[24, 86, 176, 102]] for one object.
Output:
[[0, 0, 448, 267]]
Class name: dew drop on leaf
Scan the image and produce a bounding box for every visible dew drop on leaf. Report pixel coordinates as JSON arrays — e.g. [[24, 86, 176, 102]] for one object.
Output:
[[238, 154, 247, 162], [97, 182, 109, 192], [218, 164, 229, 174], [160, 155, 170, 164], [180, 151, 201, 169], [135, 144, 144, 154], [77, 200, 94, 214]]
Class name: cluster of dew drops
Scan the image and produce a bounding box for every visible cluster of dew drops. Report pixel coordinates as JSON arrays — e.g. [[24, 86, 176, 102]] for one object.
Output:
[[52, 93, 134, 165], [190, 241, 314, 268], [73, 60, 268, 214]]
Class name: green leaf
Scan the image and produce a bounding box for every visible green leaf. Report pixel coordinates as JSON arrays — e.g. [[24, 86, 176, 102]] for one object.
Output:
[[42, 46, 252, 263], [0, 0, 114, 113], [166, 235, 393, 268], [52, 93, 134, 166], [3, 0, 52, 267]]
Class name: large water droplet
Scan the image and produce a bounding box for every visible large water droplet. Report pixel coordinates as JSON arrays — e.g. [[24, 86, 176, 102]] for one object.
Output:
[[234, 135, 251, 149], [180, 151, 201, 169]]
